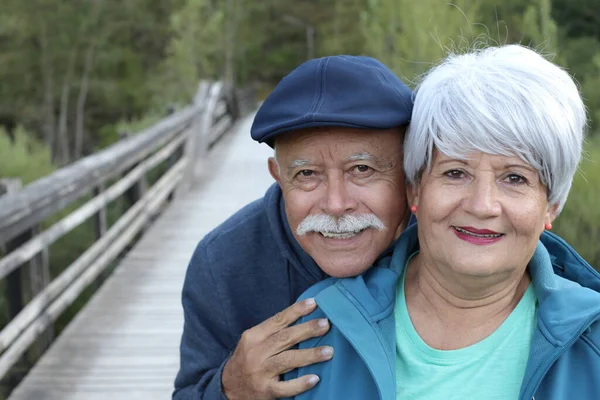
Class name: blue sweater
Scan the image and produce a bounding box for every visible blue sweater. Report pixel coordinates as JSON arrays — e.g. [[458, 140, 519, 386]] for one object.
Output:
[[286, 224, 600, 400], [173, 184, 398, 399]]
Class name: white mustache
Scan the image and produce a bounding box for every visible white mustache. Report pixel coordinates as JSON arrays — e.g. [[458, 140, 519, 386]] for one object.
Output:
[[296, 214, 386, 236]]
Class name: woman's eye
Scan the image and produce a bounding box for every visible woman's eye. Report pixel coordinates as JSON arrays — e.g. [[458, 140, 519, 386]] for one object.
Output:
[[505, 174, 527, 185], [444, 169, 464, 179]]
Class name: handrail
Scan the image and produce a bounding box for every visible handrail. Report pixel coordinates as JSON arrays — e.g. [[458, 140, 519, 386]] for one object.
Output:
[[0, 105, 196, 245], [0, 80, 256, 379]]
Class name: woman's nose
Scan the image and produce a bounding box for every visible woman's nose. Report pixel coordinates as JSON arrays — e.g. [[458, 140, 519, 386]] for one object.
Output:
[[462, 177, 502, 219]]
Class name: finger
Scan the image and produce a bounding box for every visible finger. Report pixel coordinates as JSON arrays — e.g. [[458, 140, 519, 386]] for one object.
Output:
[[267, 346, 334, 375], [256, 298, 318, 337], [267, 318, 330, 354], [269, 374, 320, 399]]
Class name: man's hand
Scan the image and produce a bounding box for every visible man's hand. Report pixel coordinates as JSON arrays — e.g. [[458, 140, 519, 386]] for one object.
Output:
[[221, 298, 333, 400]]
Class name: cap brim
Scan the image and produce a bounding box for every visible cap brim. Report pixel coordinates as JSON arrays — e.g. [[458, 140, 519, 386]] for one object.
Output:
[[259, 120, 390, 148]]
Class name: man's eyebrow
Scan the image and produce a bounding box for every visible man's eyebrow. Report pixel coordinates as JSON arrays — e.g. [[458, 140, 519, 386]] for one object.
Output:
[[347, 152, 387, 168], [287, 159, 309, 170]]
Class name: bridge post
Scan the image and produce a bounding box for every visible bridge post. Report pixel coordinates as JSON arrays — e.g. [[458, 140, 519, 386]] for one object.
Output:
[[0, 179, 25, 319], [0, 179, 53, 368], [178, 81, 212, 195], [93, 183, 108, 239], [166, 105, 180, 202], [120, 130, 148, 210], [225, 81, 240, 121], [196, 81, 224, 162]]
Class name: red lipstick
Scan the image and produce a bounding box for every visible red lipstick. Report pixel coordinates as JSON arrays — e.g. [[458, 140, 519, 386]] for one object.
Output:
[[453, 226, 504, 245]]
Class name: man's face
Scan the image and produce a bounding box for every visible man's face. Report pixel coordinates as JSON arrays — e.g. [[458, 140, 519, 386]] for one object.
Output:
[[268, 127, 407, 277]]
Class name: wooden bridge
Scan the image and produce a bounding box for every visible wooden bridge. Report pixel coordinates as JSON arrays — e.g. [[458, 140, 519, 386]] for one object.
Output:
[[0, 82, 274, 399]]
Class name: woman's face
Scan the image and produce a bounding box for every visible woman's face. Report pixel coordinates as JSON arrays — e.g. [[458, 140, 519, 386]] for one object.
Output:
[[409, 150, 558, 279]]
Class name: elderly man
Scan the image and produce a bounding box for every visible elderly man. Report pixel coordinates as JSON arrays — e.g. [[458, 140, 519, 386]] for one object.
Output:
[[173, 55, 413, 400]]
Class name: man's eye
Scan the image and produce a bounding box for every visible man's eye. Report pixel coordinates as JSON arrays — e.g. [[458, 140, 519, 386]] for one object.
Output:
[[354, 165, 371, 173], [505, 174, 527, 185], [298, 170, 313, 177], [444, 169, 464, 179]]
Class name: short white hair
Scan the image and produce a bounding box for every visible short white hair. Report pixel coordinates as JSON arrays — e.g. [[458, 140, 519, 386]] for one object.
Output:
[[404, 44, 587, 213]]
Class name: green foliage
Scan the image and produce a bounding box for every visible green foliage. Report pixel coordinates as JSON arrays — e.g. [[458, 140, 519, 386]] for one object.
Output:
[[581, 73, 600, 132], [361, 0, 483, 83], [522, 0, 559, 51], [97, 112, 166, 149], [559, 37, 600, 132], [0, 0, 179, 163], [317, 0, 367, 56], [0, 128, 55, 184], [552, 0, 600, 39], [554, 137, 600, 269], [156, 0, 225, 104]]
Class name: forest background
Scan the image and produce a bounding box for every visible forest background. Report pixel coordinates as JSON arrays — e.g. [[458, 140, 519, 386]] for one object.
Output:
[[0, 0, 599, 395]]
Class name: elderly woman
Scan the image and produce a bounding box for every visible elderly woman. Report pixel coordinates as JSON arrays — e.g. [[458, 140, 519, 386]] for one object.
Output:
[[284, 45, 600, 400]]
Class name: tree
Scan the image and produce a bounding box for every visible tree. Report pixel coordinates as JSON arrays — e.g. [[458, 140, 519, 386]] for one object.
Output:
[[157, 0, 225, 103], [522, 0, 559, 52], [361, 0, 482, 83], [552, 0, 600, 40]]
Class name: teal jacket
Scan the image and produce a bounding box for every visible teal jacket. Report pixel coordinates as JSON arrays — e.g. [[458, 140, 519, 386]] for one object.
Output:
[[285, 225, 600, 399]]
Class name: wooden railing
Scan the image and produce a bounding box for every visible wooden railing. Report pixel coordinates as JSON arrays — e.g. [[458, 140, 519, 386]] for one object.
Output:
[[0, 80, 255, 379]]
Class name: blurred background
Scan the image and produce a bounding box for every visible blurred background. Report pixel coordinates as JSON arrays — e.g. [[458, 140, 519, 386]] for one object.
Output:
[[0, 0, 598, 398]]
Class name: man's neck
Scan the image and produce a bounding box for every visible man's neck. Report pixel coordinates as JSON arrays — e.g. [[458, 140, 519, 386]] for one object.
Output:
[[403, 254, 531, 350]]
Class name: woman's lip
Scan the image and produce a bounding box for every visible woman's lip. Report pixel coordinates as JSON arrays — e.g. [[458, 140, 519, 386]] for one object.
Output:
[[455, 226, 501, 235], [453, 229, 504, 245]]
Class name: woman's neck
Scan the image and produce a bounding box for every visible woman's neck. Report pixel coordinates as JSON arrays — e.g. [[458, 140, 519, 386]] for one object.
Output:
[[404, 254, 531, 350]]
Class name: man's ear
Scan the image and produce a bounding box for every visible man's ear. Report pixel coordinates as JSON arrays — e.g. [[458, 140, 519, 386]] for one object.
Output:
[[268, 157, 281, 184]]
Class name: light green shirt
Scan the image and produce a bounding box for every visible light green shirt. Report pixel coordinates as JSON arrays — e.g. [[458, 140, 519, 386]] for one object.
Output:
[[395, 257, 537, 400]]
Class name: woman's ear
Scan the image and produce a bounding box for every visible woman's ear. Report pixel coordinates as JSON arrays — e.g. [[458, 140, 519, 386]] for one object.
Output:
[[546, 203, 559, 224], [407, 182, 419, 208]]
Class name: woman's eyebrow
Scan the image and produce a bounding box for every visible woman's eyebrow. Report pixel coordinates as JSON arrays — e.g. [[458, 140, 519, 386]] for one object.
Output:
[[504, 163, 537, 172], [436, 158, 469, 167]]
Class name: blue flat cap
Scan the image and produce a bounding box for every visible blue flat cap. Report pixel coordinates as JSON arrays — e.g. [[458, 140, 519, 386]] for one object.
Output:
[[251, 55, 413, 145]]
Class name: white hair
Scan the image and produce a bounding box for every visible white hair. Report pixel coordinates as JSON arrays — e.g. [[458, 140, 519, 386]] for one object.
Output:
[[404, 44, 587, 213]]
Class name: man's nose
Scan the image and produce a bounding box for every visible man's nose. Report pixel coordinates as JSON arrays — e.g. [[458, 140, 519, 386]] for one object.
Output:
[[462, 177, 502, 219], [322, 172, 358, 217]]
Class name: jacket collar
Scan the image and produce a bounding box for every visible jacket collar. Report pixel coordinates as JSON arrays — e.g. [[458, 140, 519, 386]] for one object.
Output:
[[518, 239, 600, 399], [529, 237, 600, 344]]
